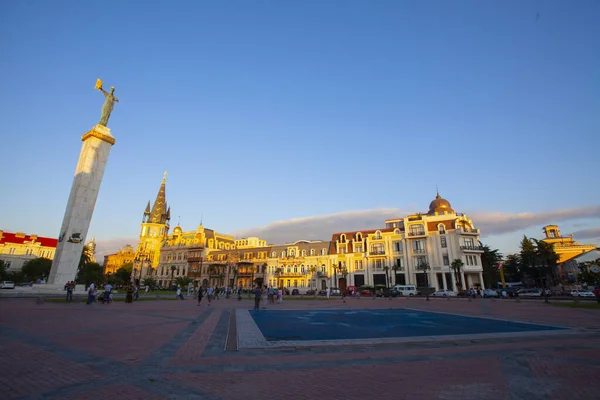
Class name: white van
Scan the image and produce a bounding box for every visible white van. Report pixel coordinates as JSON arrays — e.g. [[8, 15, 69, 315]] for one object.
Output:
[[393, 285, 419, 296]]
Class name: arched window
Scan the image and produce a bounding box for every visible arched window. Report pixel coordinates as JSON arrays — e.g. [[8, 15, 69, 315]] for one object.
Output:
[[438, 224, 446, 234], [287, 266, 291, 273], [356, 232, 362, 241], [301, 250, 306, 257], [281, 251, 286, 258], [321, 248, 327, 255], [301, 265, 305, 273], [290, 249, 295, 256], [310, 249, 315, 256], [375, 231, 382, 240], [271, 251, 276, 258], [340, 234, 346, 242], [394, 229, 400, 235], [294, 265, 298, 273]]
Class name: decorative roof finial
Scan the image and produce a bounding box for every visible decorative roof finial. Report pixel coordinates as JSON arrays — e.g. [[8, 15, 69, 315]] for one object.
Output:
[[163, 171, 167, 183], [436, 184, 440, 198], [178, 215, 181, 226]]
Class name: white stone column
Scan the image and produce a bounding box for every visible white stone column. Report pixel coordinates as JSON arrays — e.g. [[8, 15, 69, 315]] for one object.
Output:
[[479, 272, 485, 289], [442, 273, 448, 290], [450, 273, 456, 291], [461, 272, 467, 290], [48, 125, 115, 286]]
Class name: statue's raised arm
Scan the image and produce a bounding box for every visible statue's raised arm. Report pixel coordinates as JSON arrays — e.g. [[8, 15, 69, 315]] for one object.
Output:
[[95, 78, 119, 127]]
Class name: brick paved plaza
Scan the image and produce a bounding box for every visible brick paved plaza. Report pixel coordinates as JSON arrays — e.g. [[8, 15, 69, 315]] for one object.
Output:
[[1, 296, 599, 399]]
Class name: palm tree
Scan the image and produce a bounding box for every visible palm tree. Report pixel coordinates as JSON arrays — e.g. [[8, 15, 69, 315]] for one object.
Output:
[[391, 263, 401, 285], [169, 265, 177, 288], [416, 262, 432, 301], [383, 265, 390, 287], [175, 276, 193, 288], [231, 267, 238, 288], [451, 259, 464, 291]]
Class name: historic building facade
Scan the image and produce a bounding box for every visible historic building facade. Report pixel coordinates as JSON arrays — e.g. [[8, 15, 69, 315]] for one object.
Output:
[[103, 244, 136, 275], [0, 230, 58, 272], [541, 225, 597, 264], [328, 193, 486, 292]]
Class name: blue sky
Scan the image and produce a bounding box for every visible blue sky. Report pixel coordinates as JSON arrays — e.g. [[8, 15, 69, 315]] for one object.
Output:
[[2, 0, 599, 257]]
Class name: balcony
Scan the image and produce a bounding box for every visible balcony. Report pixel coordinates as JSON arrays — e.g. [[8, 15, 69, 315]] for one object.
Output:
[[457, 228, 480, 235], [277, 271, 306, 277], [317, 271, 329, 278], [460, 245, 484, 252], [408, 231, 427, 237], [412, 248, 427, 254], [369, 250, 386, 256]]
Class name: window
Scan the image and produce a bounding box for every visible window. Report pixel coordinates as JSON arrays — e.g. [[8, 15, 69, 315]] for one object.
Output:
[[293, 265, 298, 273], [375, 260, 383, 269], [412, 240, 425, 253], [301, 250, 306, 257], [293, 280, 298, 287], [441, 237, 447, 248], [355, 244, 363, 253], [321, 265, 326, 273], [321, 249, 327, 255], [393, 241, 403, 253], [395, 258, 403, 268], [371, 244, 384, 254], [438, 224, 446, 234], [375, 231, 382, 240], [355, 260, 363, 270], [413, 256, 427, 266], [338, 245, 346, 254], [463, 238, 475, 247], [289, 249, 295, 257], [271, 251, 276, 258], [443, 255, 450, 266], [301, 265, 305, 273], [409, 224, 425, 235], [356, 233, 362, 241], [287, 266, 291, 273], [286, 279, 291, 287], [466, 255, 478, 266], [340, 234, 346, 242], [310, 249, 315, 256]]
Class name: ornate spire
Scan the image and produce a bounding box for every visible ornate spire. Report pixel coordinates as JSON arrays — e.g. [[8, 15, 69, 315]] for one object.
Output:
[[149, 174, 168, 224], [144, 201, 151, 214]]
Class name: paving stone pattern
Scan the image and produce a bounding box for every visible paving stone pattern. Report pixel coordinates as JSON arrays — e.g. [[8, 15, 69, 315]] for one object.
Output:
[[1, 296, 599, 399]]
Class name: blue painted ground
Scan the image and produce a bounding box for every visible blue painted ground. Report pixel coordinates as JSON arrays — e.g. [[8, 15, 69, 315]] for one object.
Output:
[[248, 309, 564, 341]]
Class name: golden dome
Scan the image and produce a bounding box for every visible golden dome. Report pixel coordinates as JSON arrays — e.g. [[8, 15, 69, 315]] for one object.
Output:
[[428, 192, 454, 215], [173, 225, 183, 235]]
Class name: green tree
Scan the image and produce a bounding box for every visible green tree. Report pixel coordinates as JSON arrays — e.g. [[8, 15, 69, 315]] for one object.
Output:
[[174, 276, 193, 288], [481, 245, 502, 289], [450, 259, 464, 291], [502, 254, 522, 282], [115, 263, 133, 285], [22, 258, 52, 281], [416, 262, 432, 301], [76, 262, 103, 285], [143, 277, 157, 289]]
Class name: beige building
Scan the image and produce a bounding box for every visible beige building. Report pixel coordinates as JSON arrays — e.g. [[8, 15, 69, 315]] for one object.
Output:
[[328, 193, 485, 292], [0, 230, 58, 272]]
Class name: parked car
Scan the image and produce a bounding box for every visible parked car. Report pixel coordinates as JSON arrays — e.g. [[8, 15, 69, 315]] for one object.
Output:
[[305, 289, 316, 295], [570, 289, 596, 298], [393, 285, 419, 296], [360, 290, 373, 297], [0, 281, 15, 289], [517, 288, 543, 297], [291, 289, 300, 295], [483, 289, 499, 298], [432, 290, 457, 297], [383, 289, 403, 298]]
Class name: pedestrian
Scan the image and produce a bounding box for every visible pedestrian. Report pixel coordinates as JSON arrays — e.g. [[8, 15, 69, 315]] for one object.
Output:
[[214, 286, 220, 300], [197, 286, 204, 306], [126, 282, 134, 303], [326, 286, 331, 300], [133, 283, 139, 301], [145, 285, 149, 294], [66, 281, 74, 303], [103, 282, 113, 304], [593, 286, 600, 304], [176, 286, 184, 300], [262, 285, 268, 307], [254, 285, 262, 310], [86, 282, 95, 305], [501, 289, 507, 299], [207, 286, 213, 306], [277, 287, 283, 303], [342, 290, 346, 303]]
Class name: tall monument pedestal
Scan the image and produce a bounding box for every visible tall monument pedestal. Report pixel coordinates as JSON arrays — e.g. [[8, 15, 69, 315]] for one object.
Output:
[[48, 124, 116, 285]]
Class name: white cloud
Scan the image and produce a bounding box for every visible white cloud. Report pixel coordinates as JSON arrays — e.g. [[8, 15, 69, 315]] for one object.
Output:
[[232, 206, 600, 244]]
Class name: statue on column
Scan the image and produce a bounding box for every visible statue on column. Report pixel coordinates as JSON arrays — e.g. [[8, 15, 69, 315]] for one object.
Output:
[[95, 79, 119, 127]]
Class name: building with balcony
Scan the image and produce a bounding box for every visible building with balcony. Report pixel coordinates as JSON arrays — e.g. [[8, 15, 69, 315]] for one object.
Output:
[[331, 192, 486, 292], [266, 240, 331, 291]]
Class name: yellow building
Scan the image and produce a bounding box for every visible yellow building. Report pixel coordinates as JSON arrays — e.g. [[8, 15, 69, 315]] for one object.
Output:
[[235, 237, 268, 249], [103, 244, 135, 275], [541, 225, 597, 264], [266, 240, 331, 291], [132, 173, 171, 281]]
